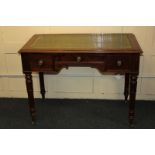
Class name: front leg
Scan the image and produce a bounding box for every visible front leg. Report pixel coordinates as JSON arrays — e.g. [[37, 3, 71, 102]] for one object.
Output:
[[24, 72, 36, 124], [128, 73, 138, 128]]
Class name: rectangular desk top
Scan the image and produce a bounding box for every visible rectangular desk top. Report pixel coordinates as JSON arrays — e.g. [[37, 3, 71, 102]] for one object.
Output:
[[19, 33, 142, 54]]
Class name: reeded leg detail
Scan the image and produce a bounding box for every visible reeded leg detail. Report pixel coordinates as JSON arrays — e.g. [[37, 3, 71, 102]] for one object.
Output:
[[128, 74, 138, 128], [24, 72, 36, 124], [39, 72, 46, 100], [124, 73, 130, 103]]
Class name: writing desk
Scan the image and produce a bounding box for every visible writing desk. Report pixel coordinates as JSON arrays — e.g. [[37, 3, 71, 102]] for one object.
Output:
[[19, 33, 142, 127]]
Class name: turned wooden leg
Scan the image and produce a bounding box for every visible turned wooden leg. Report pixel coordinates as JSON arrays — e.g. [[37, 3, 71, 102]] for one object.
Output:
[[24, 72, 36, 124], [39, 72, 46, 100], [129, 74, 138, 128], [124, 73, 130, 103]]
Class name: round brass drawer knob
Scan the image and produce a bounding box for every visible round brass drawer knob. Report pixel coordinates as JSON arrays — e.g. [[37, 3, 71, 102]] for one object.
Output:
[[77, 56, 82, 62], [38, 60, 44, 67], [117, 60, 122, 67]]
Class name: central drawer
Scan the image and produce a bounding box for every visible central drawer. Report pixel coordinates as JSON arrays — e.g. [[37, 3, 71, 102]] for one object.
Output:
[[55, 53, 105, 65], [54, 53, 106, 73]]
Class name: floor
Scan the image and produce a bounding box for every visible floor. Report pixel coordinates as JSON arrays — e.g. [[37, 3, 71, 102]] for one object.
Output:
[[0, 98, 155, 129]]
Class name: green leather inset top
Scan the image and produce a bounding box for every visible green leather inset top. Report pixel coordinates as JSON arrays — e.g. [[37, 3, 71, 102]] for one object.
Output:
[[29, 34, 132, 50]]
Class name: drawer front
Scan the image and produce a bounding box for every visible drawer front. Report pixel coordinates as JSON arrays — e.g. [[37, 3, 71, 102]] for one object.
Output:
[[106, 54, 131, 72], [22, 54, 54, 72], [54, 53, 105, 72], [55, 54, 105, 65]]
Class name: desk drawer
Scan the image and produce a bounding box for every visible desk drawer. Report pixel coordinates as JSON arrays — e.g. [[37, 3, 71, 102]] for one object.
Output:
[[106, 54, 131, 72], [55, 54, 105, 65], [22, 54, 54, 72], [54, 53, 106, 73]]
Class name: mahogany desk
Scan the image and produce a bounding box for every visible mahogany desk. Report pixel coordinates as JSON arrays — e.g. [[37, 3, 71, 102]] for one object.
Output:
[[19, 33, 142, 127]]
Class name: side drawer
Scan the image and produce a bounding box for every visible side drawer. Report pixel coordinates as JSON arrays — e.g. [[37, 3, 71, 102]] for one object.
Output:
[[21, 53, 54, 72], [106, 54, 131, 72]]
